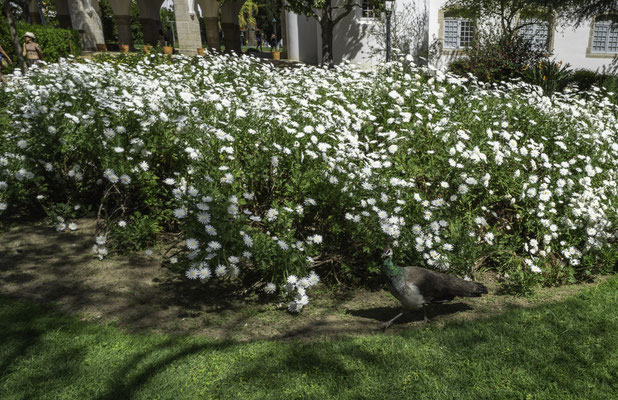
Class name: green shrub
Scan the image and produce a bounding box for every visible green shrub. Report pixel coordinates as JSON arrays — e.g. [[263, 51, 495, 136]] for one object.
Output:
[[110, 212, 162, 253], [0, 17, 81, 71], [569, 69, 601, 91], [570, 69, 618, 98], [449, 31, 546, 82]]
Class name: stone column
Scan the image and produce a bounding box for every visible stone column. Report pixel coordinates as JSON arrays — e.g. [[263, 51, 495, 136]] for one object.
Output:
[[114, 15, 132, 48], [139, 18, 161, 45], [204, 17, 219, 50], [174, 0, 202, 55], [55, 0, 73, 28], [29, 0, 42, 24], [220, 0, 243, 54], [286, 12, 299, 61], [108, 0, 132, 48], [280, 6, 288, 58], [138, 0, 164, 46], [197, 0, 220, 51]]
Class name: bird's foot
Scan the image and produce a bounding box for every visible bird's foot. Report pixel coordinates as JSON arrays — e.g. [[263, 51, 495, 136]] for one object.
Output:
[[381, 312, 404, 332], [422, 306, 430, 323]]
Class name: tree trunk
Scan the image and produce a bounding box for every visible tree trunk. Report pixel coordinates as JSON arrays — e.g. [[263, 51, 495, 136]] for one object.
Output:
[[247, 24, 257, 47], [3, 0, 27, 73], [320, 4, 334, 66]]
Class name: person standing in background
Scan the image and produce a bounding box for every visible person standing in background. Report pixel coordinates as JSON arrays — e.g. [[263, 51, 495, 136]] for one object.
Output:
[[256, 30, 262, 52], [0, 43, 13, 81], [269, 33, 277, 52], [22, 32, 44, 67]]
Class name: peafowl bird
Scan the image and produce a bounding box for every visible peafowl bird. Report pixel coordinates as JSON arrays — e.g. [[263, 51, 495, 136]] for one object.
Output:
[[380, 247, 488, 330]]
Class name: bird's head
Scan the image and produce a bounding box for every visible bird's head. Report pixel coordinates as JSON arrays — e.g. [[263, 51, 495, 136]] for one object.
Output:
[[382, 247, 393, 259]]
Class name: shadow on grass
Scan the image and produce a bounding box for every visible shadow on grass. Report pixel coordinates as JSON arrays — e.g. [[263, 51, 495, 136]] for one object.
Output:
[[0, 221, 269, 338], [347, 302, 473, 325], [1, 278, 617, 399], [0, 297, 238, 400], [226, 282, 617, 397]]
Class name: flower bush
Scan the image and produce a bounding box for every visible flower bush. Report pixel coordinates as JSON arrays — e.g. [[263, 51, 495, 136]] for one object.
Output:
[[522, 58, 573, 96], [1, 51, 617, 310]]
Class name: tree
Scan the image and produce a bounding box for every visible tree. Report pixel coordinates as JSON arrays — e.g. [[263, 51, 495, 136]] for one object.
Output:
[[255, 0, 281, 40], [284, 0, 360, 65], [130, 0, 143, 46], [2, 0, 27, 72], [239, 0, 259, 46], [537, 0, 617, 25], [447, 0, 618, 27], [369, 1, 429, 64], [99, 0, 118, 43]]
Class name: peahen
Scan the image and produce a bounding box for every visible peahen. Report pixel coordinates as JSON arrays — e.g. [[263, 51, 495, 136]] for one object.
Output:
[[380, 247, 488, 330]]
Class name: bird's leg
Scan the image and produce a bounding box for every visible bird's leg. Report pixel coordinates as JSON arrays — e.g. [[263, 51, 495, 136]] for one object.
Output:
[[382, 311, 404, 331], [421, 305, 429, 323]]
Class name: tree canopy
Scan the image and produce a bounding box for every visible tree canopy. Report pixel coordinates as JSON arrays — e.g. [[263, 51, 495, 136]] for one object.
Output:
[[446, 0, 618, 26]]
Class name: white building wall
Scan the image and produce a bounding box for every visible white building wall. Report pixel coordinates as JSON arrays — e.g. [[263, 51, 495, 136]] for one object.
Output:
[[427, 0, 445, 68], [429, 0, 616, 71], [553, 21, 615, 72], [328, 0, 428, 66], [329, 8, 377, 65], [288, 0, 617, 71]]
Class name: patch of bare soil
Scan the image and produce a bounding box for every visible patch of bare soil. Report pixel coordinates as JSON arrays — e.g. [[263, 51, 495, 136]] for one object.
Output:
[[0, 219, 607, 342]]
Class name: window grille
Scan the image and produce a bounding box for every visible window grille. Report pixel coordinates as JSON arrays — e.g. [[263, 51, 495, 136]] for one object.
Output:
[[362, 0, 377, 19], [592, 19, 618, 53], [520, 20, 550, 51], [444, 18, 475, 49]]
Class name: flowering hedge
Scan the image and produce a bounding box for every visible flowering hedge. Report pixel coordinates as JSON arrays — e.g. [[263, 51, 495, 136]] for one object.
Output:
[[1, 52, 617, 310]]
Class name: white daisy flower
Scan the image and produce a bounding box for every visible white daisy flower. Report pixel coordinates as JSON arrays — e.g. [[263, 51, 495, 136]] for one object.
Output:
[[264, 283, 277, 294], [186, 238, 200, 250]]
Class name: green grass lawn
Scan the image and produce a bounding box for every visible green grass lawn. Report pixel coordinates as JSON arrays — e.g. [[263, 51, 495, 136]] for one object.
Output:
[[1, 276, 617, 400]]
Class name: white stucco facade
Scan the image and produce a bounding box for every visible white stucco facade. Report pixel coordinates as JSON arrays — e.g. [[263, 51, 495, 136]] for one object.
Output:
[[286, 0, 618, 72]]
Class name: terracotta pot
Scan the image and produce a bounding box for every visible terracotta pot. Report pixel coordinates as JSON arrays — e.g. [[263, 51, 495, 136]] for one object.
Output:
[[197, 47, 205, 56], [119, 44, 130, 53], [96, 43, 107, 52], [272, 51, 281, 60], [163, 46, 174, 55], [143, 45, 153, 54]]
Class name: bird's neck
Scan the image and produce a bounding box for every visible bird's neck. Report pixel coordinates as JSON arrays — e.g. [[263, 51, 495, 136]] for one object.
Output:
[[382, 257, 402, 281]]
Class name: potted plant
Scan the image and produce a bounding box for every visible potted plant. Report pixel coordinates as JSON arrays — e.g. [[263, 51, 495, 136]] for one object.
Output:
[[197, 48, 206, 56], [119, 44, 130, 53]]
